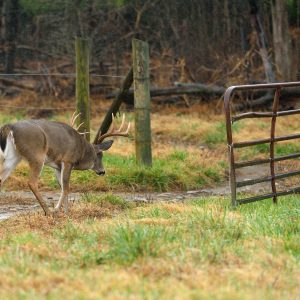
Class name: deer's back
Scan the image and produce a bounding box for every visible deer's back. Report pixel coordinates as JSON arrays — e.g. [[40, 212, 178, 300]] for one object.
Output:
[[3, 120, 86, 164]]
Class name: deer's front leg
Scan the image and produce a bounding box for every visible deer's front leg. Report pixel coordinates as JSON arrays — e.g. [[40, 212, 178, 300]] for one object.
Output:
[[55, 168, 62, 188], [54, 162, 72, 213]]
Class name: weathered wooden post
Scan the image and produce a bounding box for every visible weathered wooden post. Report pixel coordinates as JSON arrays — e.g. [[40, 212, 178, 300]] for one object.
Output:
[[132, 38, 152, 166], [75, 37, 90, 141]]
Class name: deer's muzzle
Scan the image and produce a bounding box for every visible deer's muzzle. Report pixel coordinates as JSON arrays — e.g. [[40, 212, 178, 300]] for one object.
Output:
[[96, 170, 105, 176]]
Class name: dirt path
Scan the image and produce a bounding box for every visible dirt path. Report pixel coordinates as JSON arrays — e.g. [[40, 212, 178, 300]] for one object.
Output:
[[0, 188, 225, 221], [0, 165, 276, 221]]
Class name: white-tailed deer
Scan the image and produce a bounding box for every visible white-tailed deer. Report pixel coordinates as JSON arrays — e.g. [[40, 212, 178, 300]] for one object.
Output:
[[0, 114, 130, 215]]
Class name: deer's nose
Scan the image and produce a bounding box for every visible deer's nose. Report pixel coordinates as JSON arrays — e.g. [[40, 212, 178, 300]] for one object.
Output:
[[96, 170, 105, 176]]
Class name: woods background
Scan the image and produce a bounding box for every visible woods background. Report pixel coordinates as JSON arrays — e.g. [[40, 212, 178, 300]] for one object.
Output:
[[0, 0, 299, 99]]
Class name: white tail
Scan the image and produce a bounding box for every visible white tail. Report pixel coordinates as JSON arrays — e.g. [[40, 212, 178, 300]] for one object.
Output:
[[0, 131, 21, 183], [0, 115, 130, 215]]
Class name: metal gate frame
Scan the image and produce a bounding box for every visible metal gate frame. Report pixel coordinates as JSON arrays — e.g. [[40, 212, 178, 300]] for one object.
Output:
[[224, 82, 300, 207]]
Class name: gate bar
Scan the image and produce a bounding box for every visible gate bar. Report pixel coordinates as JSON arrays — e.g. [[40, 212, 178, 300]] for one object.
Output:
[[238, 186, 300, 205], [233, 132, 300, 148], [235, 152, 300, 169], [232, 108, 300, 122], [236, 169, 300, 188]]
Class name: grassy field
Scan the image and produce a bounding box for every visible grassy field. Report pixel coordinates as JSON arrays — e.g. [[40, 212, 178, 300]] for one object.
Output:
[[1, 195, 300, 299], [0, 104, 300, 299], [0, 107, 228, 192], [0, 106, 300, 193]]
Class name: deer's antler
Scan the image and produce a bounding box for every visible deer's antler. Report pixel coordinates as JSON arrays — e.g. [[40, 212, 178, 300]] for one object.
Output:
[[70, 111, 86, 133], [70, 111, 80, 127], [97, 114, 130, 144]]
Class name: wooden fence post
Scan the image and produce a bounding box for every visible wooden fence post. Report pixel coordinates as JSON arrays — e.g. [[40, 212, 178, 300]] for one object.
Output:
[[132, 38, 152, 166], [75, 37, 90, 141]]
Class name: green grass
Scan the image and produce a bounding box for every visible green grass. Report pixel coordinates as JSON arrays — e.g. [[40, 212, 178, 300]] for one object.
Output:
[[11, 150, 223, 193], [0, 111, 26, 124], [81, 193, 133, 209], [275, 143, 300, 156], [104, 152, 223, 191], [238, 141, 300, 161], [203, 121, 241, 145], [1, 195, 300, 299], [1, 104, 300, 298], [98, 224, 166, 264]]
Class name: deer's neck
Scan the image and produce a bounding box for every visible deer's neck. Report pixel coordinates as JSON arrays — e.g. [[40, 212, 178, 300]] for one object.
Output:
[[74, 140, 96, 170]]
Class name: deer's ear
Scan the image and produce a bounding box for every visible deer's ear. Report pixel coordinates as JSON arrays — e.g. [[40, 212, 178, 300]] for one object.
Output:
[[95, 140, 114, 153]]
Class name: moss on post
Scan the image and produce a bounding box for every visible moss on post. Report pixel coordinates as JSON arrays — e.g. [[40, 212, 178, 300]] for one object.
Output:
[[75, 37, 90, 141], [132, 38, 152, 166]]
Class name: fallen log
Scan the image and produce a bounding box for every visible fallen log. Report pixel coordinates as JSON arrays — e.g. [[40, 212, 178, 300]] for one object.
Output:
[[105, 82, 225, 103], [174, 82, 300, 110], [173, 82, 225, 94], [234, 92, 274, 110], [0, 83, 21, 96], [90, 83, 119, 94], [0, 77, 36, 90], [234, 88, 300, 110]]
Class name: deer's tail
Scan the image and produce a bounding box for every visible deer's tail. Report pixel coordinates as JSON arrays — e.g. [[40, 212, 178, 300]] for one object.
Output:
[[0, 125, 21, 185]]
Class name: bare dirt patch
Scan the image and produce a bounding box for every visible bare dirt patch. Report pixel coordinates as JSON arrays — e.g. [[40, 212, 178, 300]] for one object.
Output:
[[0, 164, 274, 221]]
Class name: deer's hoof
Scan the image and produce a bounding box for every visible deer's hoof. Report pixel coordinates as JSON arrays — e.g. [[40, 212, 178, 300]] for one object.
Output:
[[44, 210, 51, 217], [48, 209, 60, 218]]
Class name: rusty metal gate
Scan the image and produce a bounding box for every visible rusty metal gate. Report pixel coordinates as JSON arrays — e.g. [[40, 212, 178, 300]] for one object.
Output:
[[224, 82, 300, 207]]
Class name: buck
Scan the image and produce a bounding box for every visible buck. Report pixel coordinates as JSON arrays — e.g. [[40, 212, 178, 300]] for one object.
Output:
[[0, 114, 130, 216]]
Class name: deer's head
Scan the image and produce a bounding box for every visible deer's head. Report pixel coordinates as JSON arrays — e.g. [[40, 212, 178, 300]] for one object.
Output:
[[70, 112, 130, 175], [92, 114, 130, 176], [92, 140, 113, 175]]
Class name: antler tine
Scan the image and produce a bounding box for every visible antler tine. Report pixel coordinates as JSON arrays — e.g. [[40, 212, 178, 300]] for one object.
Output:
[[109, 113, 115, 133], [117, 114, 126, 132], [70, 111, 76, 126], [96, 114, 130, 144], [125, 122, 131, 134], [75, 122, 84, 131], [73, 113, 81, 127], [71, 112, 81, 128], [79, 131, 90, 135]]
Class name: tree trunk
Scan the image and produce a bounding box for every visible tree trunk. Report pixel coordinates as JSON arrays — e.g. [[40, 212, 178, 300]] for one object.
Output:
[[271, 0, 293, 81], [224, 0, 231, 40], [0, 0, 4, 42], [3, 0, 19, 73], [95, 67, 133, 142], [248, 0, 276, 83]]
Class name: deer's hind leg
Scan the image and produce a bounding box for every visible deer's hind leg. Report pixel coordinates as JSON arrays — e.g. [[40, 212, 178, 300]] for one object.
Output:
[[27, 157, 50, 216]]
